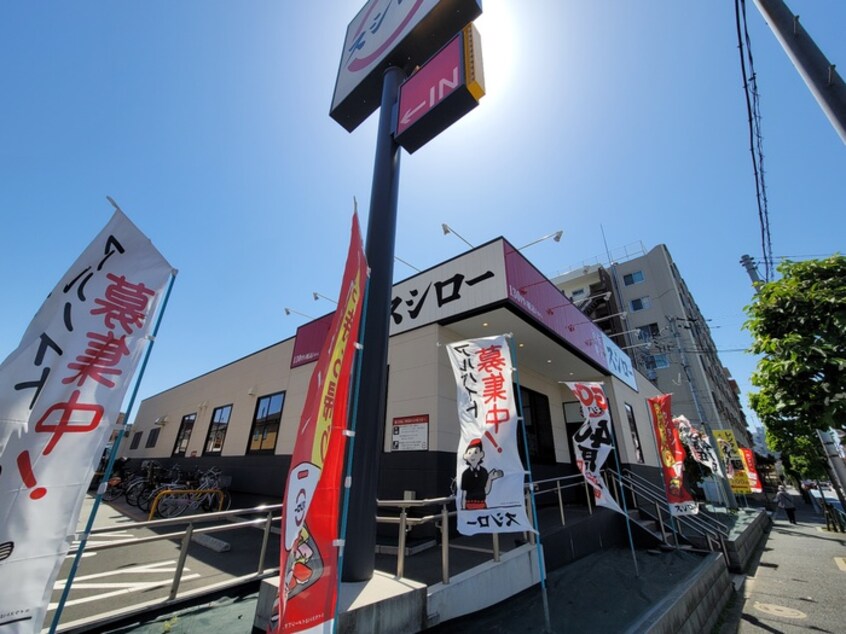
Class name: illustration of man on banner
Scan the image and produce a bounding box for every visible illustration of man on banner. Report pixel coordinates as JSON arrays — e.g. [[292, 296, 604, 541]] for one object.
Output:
[[459, 438, 503, 510]]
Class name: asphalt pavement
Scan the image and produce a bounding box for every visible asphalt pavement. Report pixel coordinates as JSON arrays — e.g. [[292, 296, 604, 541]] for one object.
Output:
[[719, 488, 846, 634]]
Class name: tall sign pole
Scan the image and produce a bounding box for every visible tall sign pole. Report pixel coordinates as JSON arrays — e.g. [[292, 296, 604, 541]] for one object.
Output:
[[343, 66, 405, 581], [330, 0, 484, 582]]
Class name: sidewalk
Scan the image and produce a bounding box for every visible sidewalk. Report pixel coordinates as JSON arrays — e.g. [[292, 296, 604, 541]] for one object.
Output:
[[720, 491, 846, 633]]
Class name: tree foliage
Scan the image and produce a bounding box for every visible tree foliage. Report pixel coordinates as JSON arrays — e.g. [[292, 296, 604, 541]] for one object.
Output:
[[745, 255, 846, 478]]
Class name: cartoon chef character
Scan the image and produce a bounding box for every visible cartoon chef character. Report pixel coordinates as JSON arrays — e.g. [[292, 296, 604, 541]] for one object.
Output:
[[460, 438, 503, 510]]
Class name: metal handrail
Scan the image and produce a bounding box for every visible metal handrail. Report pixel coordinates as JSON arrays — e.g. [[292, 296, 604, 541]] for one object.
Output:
[[147, 488, 226, 520], [622, 468, 730, 535]]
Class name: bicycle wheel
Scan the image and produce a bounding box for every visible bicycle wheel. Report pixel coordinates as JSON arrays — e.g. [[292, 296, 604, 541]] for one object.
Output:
[[125, 480, 147, 506], [101, 478, 124, 502], [137, 485, 161, 513], [202, 489, 232, 512], [157, 492, 190, 518]]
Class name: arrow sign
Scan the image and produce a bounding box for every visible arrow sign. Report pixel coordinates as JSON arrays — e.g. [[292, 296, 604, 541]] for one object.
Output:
[[395, 24, 485, 154]]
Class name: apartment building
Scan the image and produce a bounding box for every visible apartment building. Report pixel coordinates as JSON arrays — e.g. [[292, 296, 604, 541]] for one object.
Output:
[[553, 244, 751, 447]]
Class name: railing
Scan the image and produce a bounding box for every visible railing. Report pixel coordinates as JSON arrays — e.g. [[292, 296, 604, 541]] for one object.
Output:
[[147, 488, 226, 520], [56, 503, 281, 631], [609, 470, 730, 561]]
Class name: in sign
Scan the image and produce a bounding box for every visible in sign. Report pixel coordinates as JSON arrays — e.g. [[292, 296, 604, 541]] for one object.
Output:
[[394, 24, 485, 154]]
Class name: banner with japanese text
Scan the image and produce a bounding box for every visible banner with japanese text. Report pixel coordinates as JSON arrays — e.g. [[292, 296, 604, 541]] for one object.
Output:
[[713, 429, 752, 494], [739, 448, 762, 493], [674, 415, 722, 477], [271, 213, 367, 634], [0, 210, 172, 633], [648, 395, 698, 516], [446, 335, 532, 536], [565, 382, 623, 515]]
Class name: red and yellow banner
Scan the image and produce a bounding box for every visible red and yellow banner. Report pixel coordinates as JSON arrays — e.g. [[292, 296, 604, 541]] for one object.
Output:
[[272, 213, 368, 633], [648, 395, 698, 516], [713, 429, 752, 494], [739, 447, 762, 493]]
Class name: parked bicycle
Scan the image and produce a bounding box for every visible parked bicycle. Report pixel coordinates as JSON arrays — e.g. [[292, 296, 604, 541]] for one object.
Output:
[[153, 467, 232, 518]]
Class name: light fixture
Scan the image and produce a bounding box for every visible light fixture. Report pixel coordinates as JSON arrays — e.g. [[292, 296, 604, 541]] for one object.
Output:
[[517, 230, 564, 251], [592, 311, 627, 324], [284, 307, 316, 319], [482, 322, 489, 327], [575, 291, 612, 304], [247, 387, 257, 397], [312, 292, 337, 304], [441, 223, 474, 248]]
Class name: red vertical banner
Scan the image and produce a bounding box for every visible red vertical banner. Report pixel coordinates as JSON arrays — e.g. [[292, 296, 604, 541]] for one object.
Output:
[[647, 395, 698, 516], [271, 213, 368, 633], [739, 448, 763, 493]]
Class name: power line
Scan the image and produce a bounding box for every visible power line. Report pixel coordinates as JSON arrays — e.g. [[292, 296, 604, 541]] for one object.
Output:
[[735, 0, 774, 281]]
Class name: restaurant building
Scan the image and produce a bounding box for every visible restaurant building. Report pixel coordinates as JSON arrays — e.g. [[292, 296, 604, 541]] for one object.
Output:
[[124, 239, 666, 500]]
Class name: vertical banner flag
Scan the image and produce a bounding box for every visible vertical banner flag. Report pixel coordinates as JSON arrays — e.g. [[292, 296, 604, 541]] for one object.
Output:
[[0, 210, 172, 633], [647, 395, 699, 516], [565, 382, 623, 514], [446, 335, 533, 536], [272, 214, 368, 634], [674, 415, 722, 477], [739, 448, 762, 494], [713, 429, 752, 494]]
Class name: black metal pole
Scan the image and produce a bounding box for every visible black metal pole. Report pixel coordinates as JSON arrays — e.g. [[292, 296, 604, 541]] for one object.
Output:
[[342, 65, 405, 582]]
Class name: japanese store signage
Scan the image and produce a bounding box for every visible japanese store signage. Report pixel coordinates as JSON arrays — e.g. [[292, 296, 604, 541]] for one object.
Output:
[[565, 382, 623, 514], [389, 241, 507, 336], [290, 314, 333, 369], [739, 447, 762, 494], [648, 395, 698, 516], [0, 210, 172, 632], [273, 214, 368, 633], [331, 0, 483, 132], [394, 24, 485, 153], [447, 336, 533, 536]]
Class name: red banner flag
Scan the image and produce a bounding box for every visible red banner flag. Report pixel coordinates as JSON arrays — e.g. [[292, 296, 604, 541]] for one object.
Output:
[[739, 448, 763, 493], [647, 395, 698, 516], [271, 213, 368, 633]]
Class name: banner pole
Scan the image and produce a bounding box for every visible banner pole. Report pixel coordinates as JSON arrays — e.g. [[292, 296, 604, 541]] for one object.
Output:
[[508, 336, 551, 632], [49, 270, 177, 633], [334, 263, 371, 633]]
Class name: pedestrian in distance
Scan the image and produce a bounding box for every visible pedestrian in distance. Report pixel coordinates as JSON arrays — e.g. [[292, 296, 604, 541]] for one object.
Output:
[[775, 485, 797, 524]]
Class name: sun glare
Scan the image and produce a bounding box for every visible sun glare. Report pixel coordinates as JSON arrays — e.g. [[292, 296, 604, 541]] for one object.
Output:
[[474, 0, 516, 98]]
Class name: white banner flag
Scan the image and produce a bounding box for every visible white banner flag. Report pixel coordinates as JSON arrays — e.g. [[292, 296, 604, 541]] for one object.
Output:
[[0, 210, 172, 633], [446, 335, 533, 536], [565, 382, 623, 515], [674, 415, 722, 477]]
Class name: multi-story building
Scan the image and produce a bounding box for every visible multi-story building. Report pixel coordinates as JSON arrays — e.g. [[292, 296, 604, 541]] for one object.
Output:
[[553, 244, 750, 447]]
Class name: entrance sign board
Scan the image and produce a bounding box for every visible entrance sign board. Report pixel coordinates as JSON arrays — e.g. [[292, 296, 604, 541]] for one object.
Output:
[[391, 415, 429, 451], [395, 24, 485, 154], [331, 0, 482, 133]]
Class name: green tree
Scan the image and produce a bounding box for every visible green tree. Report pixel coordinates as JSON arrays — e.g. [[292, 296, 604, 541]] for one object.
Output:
[[745, 255, 846, 480]]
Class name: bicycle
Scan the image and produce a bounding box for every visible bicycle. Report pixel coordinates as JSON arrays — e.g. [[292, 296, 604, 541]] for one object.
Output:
[[154, 468, 231, 518]]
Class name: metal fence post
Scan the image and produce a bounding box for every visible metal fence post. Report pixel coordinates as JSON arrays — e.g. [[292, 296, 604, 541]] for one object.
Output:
[[556, 480, 566, 526], [257, 511, 273, 575], [169, 523, 194, 600], [441, 504, 450, 584], [492, 532, 501, 562], [397, 506, 408, 578], [584, 479, 593, 515], [655, 502, 667, 544]]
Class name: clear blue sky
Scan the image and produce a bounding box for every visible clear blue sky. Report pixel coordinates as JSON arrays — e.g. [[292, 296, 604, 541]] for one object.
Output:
[[1, 1, 843, 430]]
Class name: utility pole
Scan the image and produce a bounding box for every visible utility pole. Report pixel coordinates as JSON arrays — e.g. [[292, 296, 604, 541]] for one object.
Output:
[[740, 254, 764, 290], [668, 316, 738, 508], [753, 0, 846, 143]]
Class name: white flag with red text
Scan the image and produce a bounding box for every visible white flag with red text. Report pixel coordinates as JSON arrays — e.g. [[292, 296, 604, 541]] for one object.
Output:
[[0, 210, 172, 633], [447, 335, 533, 536]]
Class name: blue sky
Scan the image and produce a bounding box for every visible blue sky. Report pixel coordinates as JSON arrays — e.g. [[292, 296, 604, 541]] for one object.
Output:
[[1, 1, 843, 430]]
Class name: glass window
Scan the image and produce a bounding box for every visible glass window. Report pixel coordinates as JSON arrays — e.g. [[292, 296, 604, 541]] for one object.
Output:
[[630, 296, 652, 312], [624, 403, 645, 463], [651, 353, 670, 369], [173, 413, 196, 456], [570, 288, 586, 299], [517, 386, 555, 464], [638, 323, 661, 341], [205, 404, 233, 454], [248, 392, 285, 454], [130, 431, 143, 450], [623, 271, 644, 286], [145, 427, 160, 448]]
